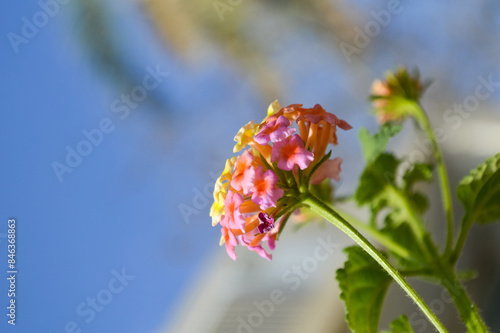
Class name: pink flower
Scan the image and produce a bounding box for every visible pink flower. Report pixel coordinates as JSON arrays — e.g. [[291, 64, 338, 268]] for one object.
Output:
[[265, 223, 279, 251], [222, 226, 239, 260], [254, 116, 296, 145], [310, 157, 343, 184], [250, 166, 284, 209], [239, 232, 272, 260], [220, 190, 246, 231], [230, 150, 255, 194], [247, 244, 272, 260], [271, 134, 314, 171]]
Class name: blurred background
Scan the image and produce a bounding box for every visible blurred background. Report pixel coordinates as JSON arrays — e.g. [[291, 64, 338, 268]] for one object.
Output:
[[1, 0, 500, 332]]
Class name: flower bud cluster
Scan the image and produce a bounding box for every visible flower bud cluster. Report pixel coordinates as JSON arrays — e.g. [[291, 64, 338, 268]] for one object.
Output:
[[371, 67, 427, 123]]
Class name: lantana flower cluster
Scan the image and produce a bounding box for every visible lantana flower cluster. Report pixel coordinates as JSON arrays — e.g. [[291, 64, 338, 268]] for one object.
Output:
[[210, 101, 351, 260]]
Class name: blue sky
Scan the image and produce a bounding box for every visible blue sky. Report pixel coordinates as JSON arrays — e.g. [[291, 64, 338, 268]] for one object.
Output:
[[0, 2, 224, 332]]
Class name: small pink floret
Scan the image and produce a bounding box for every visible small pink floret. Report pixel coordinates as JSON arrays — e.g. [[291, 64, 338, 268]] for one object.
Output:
[[239, 233, 272, 261], [230, 150, 255, 194], [250, 166, 284, 210], [254, 116, 295, 145], [222, 227, 239, 260], [220, 190, 246, 231], [271, 134, 314, 171]]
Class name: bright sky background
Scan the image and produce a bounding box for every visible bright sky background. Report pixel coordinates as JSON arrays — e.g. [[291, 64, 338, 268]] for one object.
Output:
[[1, 2, 226, 332]]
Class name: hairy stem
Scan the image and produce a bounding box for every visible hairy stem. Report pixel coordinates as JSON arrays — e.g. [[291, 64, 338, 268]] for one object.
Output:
[[438, 264, 490, 332], [391, 190, 489, 332], [450, 212, 474, 265], [334, 206, 412, 260], [415, 104, 454, 257], [303, 193, 449, 333]]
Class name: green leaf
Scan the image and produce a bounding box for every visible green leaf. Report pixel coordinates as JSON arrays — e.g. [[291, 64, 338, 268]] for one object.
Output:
[[381, 220, 426, 270], [355, 154, 432, 269], [356, 153, 432, 229], [457, 153, 500, 224], [337, 246, 392, 333], [403, 163, 432, 214], [356, 153, 400, 204], [382, 315, 414, 333], [403, 163, 433, 192], [407, 191, 429, 214], [359, 123, 402, 163], [355, 153, 411, 228]]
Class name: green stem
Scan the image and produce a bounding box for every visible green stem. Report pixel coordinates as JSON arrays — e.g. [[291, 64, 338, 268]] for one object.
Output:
[[303, 193, 448, 333], [415, 104, 454, 257], [334, 206, 412, 260], [391, 190, 489, 332], [438, 264, 490, 333], [450, 213, 474, 265]]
